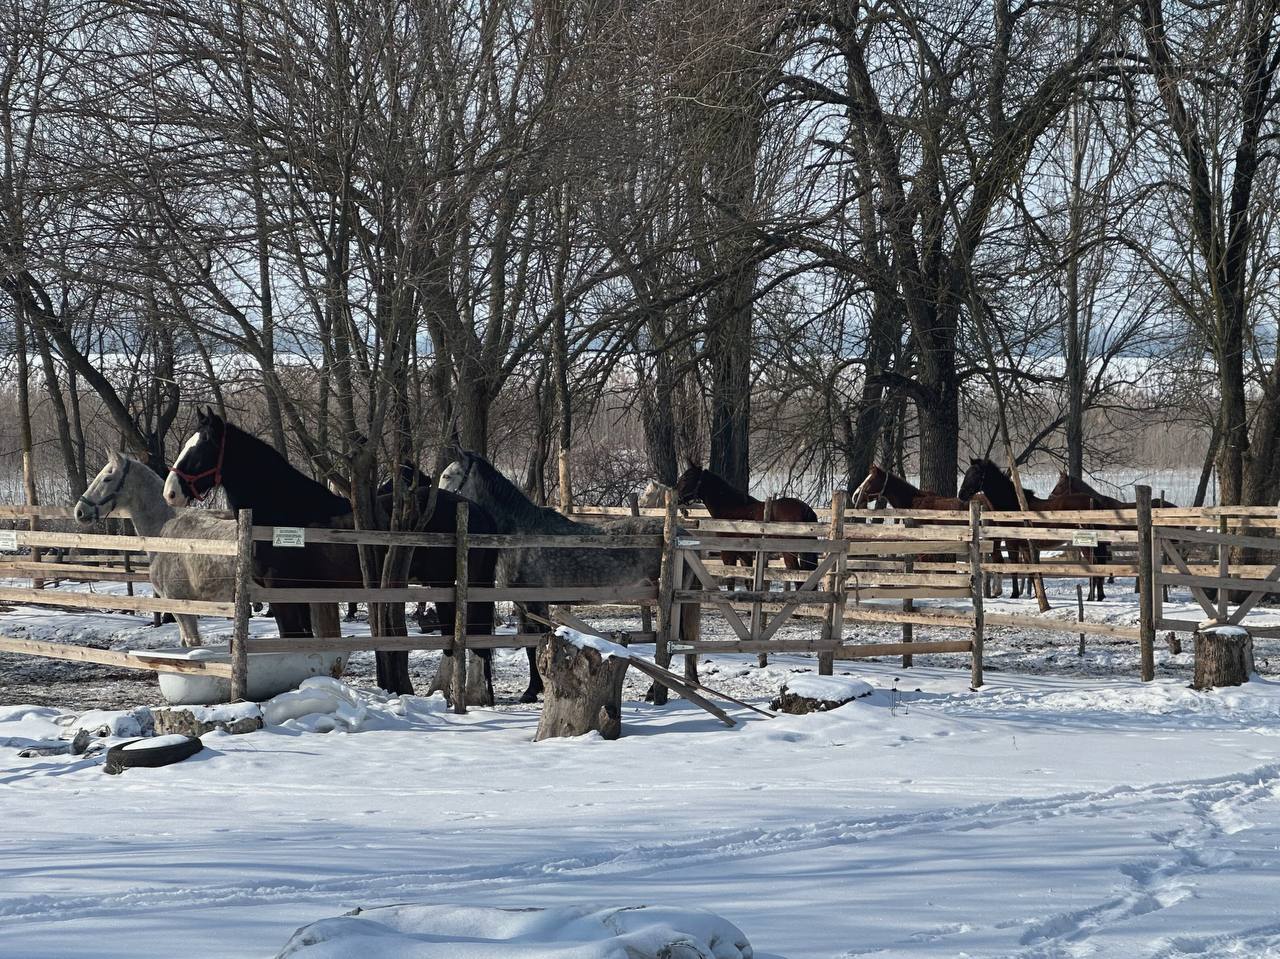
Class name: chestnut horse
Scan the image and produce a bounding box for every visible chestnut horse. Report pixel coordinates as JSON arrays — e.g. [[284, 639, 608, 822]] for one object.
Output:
[[672, 464, 818, 578], [959, 458, 1110, 600], [850, 465, 989, 511], [849, 465, 993, 584]]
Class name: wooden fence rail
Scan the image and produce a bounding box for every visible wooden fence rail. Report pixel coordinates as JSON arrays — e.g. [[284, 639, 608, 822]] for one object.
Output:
[[7, 487, 1280, 706]]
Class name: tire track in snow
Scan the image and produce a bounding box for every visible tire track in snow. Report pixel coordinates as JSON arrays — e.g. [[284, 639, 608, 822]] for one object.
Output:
[[4, 762, 1280, 930]]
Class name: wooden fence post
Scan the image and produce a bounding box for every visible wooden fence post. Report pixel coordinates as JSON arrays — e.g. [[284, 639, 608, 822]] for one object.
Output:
[[818, 490, 847, 674], [902, 517, 916, 667], [969, 500, 984, 689], [630, 492, 653, 638], [653, 488, 679, 706], [1217, 514, 1229, 621], [752, 497, 774, 666], [1136, 484, 1155, 682], [231, 508, 254, 702], [452, 500, 470, 714]]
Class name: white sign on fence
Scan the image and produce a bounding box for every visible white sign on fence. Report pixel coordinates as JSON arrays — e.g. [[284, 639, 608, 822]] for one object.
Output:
[[676, 538, 701, 548], [0, 530, 17, 551], [272, 527, 307, 548], [1072, 531, 1099, 548]]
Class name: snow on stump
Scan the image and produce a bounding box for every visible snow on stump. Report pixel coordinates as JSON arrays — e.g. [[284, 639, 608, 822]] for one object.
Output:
[[153, 703, 264, 738], [770, 674, 873, 714], [275, 903, 754, 959], [535, 627, 631, 742], [1193, 625, 1255, 690]]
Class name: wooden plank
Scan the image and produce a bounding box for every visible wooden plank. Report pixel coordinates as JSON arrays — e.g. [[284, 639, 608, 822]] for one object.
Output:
[[681, 551, 753, 643], [692, 518, 829, 536], [846, 540, 968, 556], [0, 585, 234, 617], [1136, 486, 1155, 682], [1159, 572, 1280, 594], [687, 534, 845, 553], [674, 639, 839, 653], [840, 570, 972, 588], [980, 527, 1139, 544], [674, 589, 838, 604], [1159, 540, 1218, 619], [848, 585, 971, 600], [243, 634, 577, 653], [843, 607, 975, 629], [249, 585, 658, 604], [1159, 618, 1280, 638], [0, 635, 234, 677], [1226, 561, 1280, 624], [833, 640, 974, 658], [251, 526, 661, 550], [819, 490, 846, 674], [653, 489, 680, 704], [452, 501, 469, 713], [8, 530, 237, 555], [0, 562, 151, 583], [1155, 526, 1280, 553], [231, 509, 253, 701], [985, 612, 1142, 639]]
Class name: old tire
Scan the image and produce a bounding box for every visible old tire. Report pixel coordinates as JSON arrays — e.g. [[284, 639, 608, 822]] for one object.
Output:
[[103, 735, 203, 775]]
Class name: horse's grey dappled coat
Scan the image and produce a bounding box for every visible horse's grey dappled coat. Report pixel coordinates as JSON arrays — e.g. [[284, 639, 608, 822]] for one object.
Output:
[[440, 450, 689, 700], [76, 452, 235, 647], [441, 450, 671, 589]]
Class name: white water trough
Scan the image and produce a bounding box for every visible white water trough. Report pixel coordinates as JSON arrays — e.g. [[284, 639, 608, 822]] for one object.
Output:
[[137, 647, 347, 705]]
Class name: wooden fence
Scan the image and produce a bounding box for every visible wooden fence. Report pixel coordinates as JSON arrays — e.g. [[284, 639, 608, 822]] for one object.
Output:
[[5, 486, 1280, 707]]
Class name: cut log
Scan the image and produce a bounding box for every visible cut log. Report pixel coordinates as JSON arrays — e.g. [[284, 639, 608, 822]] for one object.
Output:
[[152, 704, 264, 737], [770, 674, 873, 714], [1192, 626, 1254, 690], [535, 630, 631, 741]]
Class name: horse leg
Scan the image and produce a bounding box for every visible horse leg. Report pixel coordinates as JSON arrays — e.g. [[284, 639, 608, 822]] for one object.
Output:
[[520, 601, 548, 703], [344, 603, 358, 622], [175, 613, 202, 648], [273, 602, 311, 638], [464, 600, 496, 706]]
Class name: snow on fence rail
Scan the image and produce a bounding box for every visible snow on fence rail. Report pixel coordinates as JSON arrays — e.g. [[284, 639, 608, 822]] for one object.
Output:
[[4, 485, 1280, 705]]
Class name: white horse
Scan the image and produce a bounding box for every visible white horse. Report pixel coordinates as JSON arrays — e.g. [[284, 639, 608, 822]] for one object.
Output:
[[75, 451, 235, 647], [637, 479, 671, 509]]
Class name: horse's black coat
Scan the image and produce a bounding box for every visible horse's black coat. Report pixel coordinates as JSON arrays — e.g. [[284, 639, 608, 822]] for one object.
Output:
[[168, 409, 499, 699]]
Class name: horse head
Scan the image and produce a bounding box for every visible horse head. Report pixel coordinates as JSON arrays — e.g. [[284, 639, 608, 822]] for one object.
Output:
[[1050, 471, 1072, 498], [637, 479, 670, 509], [438, 446, 477, 494], [850, 465, 886, 507], [672, 463, 704, 505], [958, 457, 996, 502], [164, 405, 225, 506], [76, 450, 134, 524]]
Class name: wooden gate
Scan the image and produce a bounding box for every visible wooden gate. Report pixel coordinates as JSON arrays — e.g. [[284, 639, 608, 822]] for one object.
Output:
[[1153, 524, 1280, 638]]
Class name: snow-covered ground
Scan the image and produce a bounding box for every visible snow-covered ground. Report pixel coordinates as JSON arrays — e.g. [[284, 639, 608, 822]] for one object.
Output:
[[3, 577, 1280, 957]]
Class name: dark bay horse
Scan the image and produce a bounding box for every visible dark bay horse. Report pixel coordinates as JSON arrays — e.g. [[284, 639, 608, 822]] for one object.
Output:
[[672, 463, 818, 578], [441, 449, 698, 701], [163, 409, 499, 703], [959, 458, 1110, 601]]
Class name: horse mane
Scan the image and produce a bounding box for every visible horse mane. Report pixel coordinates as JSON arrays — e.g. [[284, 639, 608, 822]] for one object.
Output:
[[880, 469, 921, 500], [462, 452, 592, 534], [222, 420, 352, 522], [694, 468, 759, 508]]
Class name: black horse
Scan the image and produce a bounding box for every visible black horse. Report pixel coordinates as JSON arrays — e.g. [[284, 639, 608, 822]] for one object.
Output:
[[164, 408, 499, 702], [958, 457, 1110, 601]]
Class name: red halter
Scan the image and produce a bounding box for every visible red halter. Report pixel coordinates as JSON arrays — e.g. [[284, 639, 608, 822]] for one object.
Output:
[[169, 428, 226, 502]]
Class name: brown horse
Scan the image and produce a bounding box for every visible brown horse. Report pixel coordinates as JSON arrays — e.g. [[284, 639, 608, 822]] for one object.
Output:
[[1050, 472, 1178, 510], [672, 464, 818, 578], [959, 458, 1110, 600], [849, 466, 992, 579], [1051, 472, 1178, 591], [850, 465, 990, 511]]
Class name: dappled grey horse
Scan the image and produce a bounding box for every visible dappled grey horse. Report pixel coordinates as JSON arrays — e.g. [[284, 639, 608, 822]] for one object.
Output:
[[440, 450, 695, 701], [75, 451, 235, 647]]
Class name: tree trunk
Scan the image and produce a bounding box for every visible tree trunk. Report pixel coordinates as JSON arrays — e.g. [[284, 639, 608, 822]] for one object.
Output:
[[1192, 627, 1254, 689], [916, 381, 960, 496], [534, 633, 630, 741]]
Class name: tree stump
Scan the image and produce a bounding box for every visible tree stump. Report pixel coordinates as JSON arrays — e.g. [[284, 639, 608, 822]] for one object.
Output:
[[770, 675, 873, 714], [1192, 626, 1254, 690], [152, 704, 264, 737], [535, 631, 631, 741]]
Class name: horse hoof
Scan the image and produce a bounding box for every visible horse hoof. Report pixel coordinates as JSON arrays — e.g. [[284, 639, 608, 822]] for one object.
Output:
[[519, 690, 540, 704]]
